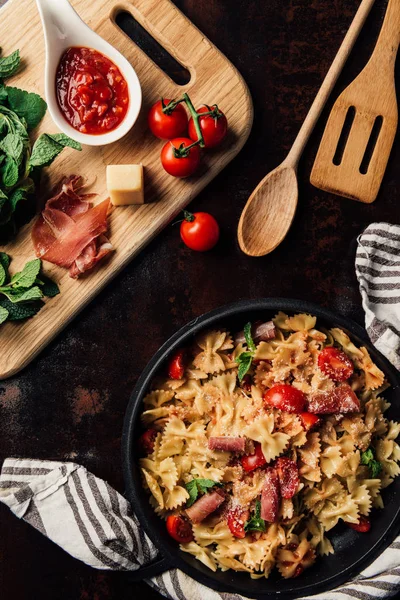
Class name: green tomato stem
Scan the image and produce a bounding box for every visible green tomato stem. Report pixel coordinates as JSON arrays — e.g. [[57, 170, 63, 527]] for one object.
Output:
[[182, 92, 205, 148]]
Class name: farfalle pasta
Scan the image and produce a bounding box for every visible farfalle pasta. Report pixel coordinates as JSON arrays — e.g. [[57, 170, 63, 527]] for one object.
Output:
[[138, 313, 400, 579]]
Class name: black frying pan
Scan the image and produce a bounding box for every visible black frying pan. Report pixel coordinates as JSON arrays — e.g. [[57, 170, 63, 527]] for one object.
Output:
[[122, 299, 400, 599]]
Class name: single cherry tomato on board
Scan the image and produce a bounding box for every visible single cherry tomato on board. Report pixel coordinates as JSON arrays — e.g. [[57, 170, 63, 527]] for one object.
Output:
[[148, 99, 188, 139], [241, 442, 266, 472], [227, 507, 249, 539], [299, 412, 320, 431], [166, 514, 194, 543], [138, 428, 157, 455], [161, 137, 201, 178], [263, 384, 306, 413], [180, 211, 220, 252], [168, 348, 186, 380], [318, 347, 354, 381], [347, 516, 371, 533], [188, 105, 228, 148]]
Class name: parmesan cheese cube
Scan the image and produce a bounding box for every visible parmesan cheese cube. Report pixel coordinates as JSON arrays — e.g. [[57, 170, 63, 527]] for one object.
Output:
[[106, 164, 144, 206]]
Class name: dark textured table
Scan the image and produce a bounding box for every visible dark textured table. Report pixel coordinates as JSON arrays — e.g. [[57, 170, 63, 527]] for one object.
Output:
[[1, 1, 399, 599]]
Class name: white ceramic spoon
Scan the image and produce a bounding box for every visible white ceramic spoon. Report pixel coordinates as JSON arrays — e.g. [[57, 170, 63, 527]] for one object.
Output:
[[36, 0, 142, 146]]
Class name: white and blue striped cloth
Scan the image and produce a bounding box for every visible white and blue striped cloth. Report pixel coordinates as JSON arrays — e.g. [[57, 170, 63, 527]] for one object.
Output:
[[1, 222, 400, 599]]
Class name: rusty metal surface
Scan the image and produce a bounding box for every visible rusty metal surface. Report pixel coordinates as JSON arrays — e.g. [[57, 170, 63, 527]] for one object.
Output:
[[1, 0, 399, 598]]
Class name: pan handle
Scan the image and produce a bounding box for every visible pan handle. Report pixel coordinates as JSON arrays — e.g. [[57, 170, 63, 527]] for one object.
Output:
[[128, 555, 174, 581]]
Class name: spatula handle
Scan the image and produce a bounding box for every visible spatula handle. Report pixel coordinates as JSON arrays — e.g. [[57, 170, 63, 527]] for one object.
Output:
[[285, 0, 376, 167], [368, 0, 400, 71]]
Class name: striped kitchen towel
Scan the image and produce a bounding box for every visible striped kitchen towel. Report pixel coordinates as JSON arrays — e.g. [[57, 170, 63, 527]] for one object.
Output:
[[1, 457, 400, 600], [356, 222, 400, 370]]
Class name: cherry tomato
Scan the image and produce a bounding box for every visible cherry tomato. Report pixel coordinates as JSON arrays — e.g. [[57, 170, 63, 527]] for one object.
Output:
[[168, 348, 186, 380], [263, 384, 306, 413], [347, 516, 371, 533], [227, 507, 249, 539], [318, 347, 354, 381], [138, 428, 157, 455], [299, 412, 320, 431], [180, 211, 220, 252], [241, 442, 266, 472], [188, 105, 228, 148], [166, 514, 194, 543], [148, 99, 188, 139], [161, 137, 201, 178]]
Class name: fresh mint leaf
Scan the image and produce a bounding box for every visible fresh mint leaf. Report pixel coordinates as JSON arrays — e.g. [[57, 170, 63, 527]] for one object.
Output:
[[0, 304, 9, 324], [0, 133, 24, 164], [185, 478, 220, 507], [0, 263, 6, 287], [244, 322, 256, 353], [0, 49, 20, 79], [0, 297, 43, 321], [185, 480, 198, 507], [8, 178, 34, 212], [360, 449, 374, 466], [237, 351, 253, 382], [369, 460, 382, 478], [361, 447, 382, 478], [5, 86, 47, 131], [0, 84, 7, 104], [2, 285, 43, 304], [10, 258, 41, 288], [29, 133, 81, 169], [1, 155, 18, 187], [38, 276, 60, 298], [0, 252, 10, 271], [244, 500, 266, 533]]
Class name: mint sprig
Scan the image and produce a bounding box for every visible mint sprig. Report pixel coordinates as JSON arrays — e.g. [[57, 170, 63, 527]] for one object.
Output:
[[0, 49, 20, 79], [236, 322, 257, 382], [185, 478, 221, 507], [244, 500, 266, 533], [361, 448, 382, 478]]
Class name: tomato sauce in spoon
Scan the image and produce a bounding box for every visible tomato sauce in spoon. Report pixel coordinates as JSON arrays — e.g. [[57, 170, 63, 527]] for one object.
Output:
[[56, 47, 129, 135]]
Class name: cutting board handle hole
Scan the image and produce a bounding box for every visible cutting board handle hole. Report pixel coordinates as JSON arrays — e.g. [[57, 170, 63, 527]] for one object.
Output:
[[332, 106, 356, 166], [359, 116, 383, 175], [115, 11, 191, 85]]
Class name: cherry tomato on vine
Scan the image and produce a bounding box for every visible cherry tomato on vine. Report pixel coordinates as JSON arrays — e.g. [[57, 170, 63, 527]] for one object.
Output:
[[180, 211, 220, 251], [148, 99, 188, 140], [188, 105, 228, 148], [161, 137, 201, 178], [318, 347, 354, 381], [263, 384, 306, 413], [166, 514, 194, 543]]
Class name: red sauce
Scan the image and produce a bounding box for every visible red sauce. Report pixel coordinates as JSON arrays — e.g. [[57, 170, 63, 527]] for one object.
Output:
[[56, 47, 129, 135]]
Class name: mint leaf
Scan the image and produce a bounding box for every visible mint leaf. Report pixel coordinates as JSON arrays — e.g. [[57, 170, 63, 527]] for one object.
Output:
[[369, 460, 382, 478], [5, 86, 47, 131], [0, 133, 24, 164], [0, 305, 9, 324], [10, 258, 41, 288], [361, 447, 382, 478], [0, 263, 6, 287], [0, 49, 20, 79], [244, 322, 256, 353], [8, 179, 34, 212], [0, 252, 10, 271], [245, 500, 266, 533], [38, 276, 60, 298], [196, 479, 219, 494], [29, 133, 81, 169], [185, 480, 198, 507], [361, 449, 374, 466], [0, 297, 43, 321], [1, 155, 18, 187], [2, 286, 43, 304], [237, 351, 253, 382]]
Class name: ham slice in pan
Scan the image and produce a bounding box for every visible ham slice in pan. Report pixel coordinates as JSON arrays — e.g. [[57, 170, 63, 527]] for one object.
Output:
[[208, 437, 245, 452], [185, 490, 225, 524], [261, 467, 280, 522], [32, 176, 113, 278], [307, 384, 360, 414]]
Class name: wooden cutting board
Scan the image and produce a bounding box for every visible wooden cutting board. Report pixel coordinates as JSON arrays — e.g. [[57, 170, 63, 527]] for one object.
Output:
[[0, 0, 253, 380]]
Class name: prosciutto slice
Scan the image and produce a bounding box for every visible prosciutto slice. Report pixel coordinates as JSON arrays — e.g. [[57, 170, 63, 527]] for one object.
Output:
[[235, 321, 276, 344], [185, 490, 225, 524], [32, 176, 113, 278], [208, 437, 245, 452], [261, 468, 280, 522], [307, 384, 360, 415]]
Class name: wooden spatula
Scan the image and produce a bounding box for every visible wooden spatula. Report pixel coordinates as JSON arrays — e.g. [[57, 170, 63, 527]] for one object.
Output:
[[238, 0, 376, 257], [311, 0, 400, 204]]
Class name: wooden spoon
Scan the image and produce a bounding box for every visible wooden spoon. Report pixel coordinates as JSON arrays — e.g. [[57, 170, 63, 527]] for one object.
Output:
[[237, 0, 376, 257]]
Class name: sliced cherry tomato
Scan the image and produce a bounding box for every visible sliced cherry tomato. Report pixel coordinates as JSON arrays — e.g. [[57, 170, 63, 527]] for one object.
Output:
[[347, 516, 371, 533], [188, 105, 228, 148], [318, 347, 354, 381], [138, 428, 157, 455], [161, 137, 201, 178], [166, 514, 194, 543], [241, 442, 266, 472], [227, 507, 249, 539], [299, 412, 320, 431], [180, 211, 220, 252], [148, 99, 188, 140], [168, 348, 186, 380], [263, 384, 306, 413]]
